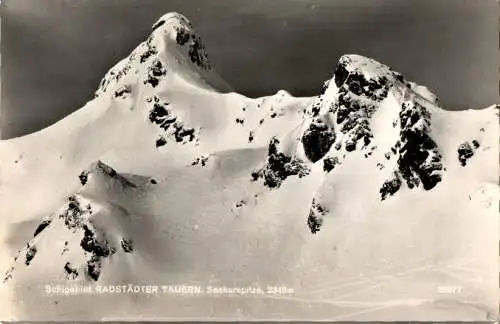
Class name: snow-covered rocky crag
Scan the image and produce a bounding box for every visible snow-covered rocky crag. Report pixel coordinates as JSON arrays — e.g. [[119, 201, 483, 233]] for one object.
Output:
[[0, 13, 498, 321]]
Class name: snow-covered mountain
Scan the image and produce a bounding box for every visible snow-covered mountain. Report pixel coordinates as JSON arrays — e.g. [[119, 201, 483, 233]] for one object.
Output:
[[0, 12, 498, 321]]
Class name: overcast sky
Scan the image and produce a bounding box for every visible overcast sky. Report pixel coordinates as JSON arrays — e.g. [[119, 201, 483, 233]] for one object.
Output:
[[1, 0, 499, 139]]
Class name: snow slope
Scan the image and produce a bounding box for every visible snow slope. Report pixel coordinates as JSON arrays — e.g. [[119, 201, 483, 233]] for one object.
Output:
[[0, 13, 498, 321]]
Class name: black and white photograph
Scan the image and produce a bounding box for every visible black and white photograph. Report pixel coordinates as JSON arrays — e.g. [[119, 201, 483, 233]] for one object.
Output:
[[0, 0, 498, 321]]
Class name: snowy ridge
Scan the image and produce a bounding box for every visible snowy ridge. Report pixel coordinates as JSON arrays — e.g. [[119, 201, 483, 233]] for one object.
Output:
[[0, 12, 498, 321], [3, 160, 144, 284]]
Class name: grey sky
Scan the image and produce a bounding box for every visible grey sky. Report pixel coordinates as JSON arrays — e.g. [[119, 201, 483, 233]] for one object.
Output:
[[1, 0, 499, 139]]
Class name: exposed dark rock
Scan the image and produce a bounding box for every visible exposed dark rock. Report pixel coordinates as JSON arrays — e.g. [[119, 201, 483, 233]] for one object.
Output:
[[139, 42, 157, 63], [329, 58, 392, 155], [60, 196, 87, 230], [95, 54, 134, 96], [235, 200, 246, 208], [334, 61, 349, 88], [396, 101, 443, 191], [187, 34, 211, 70], [156, 137, 167, 147], [248, 131, 255, 143], [120, 238, 134, 253], [472, 140, 480, 149], [86, 256, 101, 281], [392, 71, 411, 87], [152, 19, 165, 31], [64, 262, 79, 280], [173, 124, 196, 143], [457, 142, 475, 166], [147, 97, 198, 146], [192, 156, 209, 167], [150, 179, 158, 184], [62, 241, 69, 255], [394, 72, 405, 83], [342, 69, 390, 102], [235, 118, 244, 125], [251, 137, 310, 189], [114, 86, 131, 98], [380, 172, 402, 200], [25, 245, 37, 266], [33, 219, 52, 237], [145, 77, 160, 88], [345, 142, 356, 152], [3, 267, 14, 283], [310, 105, 322, 116], [95, 161, 117, 177], [175, 27, 191, 45], [80, 224, 115, 281], [80, 225, 113, 258], [333, 87, 375, 152], [323, 156, 340, 173], [79, 171, 89, 186], [144, 59, 166, 88], [307, 199, 327, 234], [302, 119, 335, 163], [148, 101, 173, 131]]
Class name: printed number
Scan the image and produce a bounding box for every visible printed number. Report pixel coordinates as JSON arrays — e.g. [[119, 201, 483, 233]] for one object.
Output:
[[266, 286, 294, 294]]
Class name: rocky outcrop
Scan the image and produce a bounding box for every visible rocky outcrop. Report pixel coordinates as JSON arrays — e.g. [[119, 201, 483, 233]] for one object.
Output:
[[302, 117, 335, 163], [251, 137, 310, 189], [307, 198, 328, 234], [457, 140, 480, 166], [395, 100, 443, 190]]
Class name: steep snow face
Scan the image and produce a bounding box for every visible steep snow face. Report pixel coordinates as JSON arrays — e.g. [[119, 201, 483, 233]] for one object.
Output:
[[0, 13, 498, 321]]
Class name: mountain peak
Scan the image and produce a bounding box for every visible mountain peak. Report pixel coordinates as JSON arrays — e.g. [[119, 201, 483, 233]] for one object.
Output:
[[149, 12, 212, 71], [318, 54, 395, 102], [299, 52, 446, 209], [94, 12, 231, 98], [151, 12, 193, 32], [336, 54, 394, 83]]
